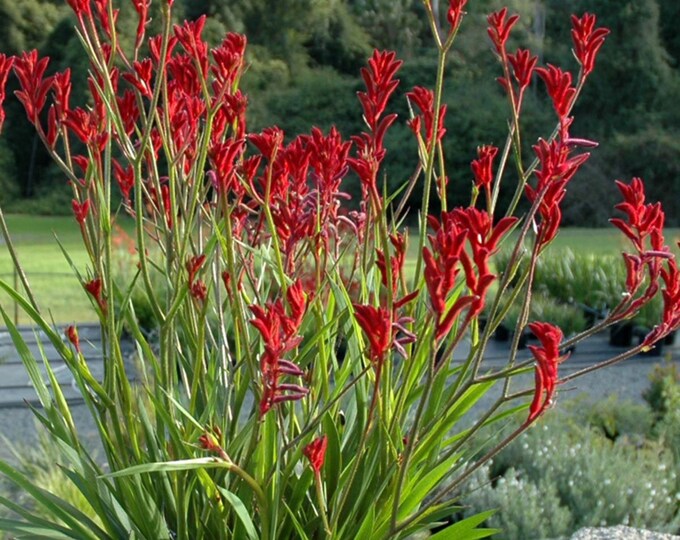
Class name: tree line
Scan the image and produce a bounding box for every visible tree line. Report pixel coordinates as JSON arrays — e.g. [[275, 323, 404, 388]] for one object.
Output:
[[1, 0, 679, 225]]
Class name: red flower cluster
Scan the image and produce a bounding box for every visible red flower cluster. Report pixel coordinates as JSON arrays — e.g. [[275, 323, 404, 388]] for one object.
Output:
[[454, 208, 517, 318], [349, 50, 402, 210], [487, 8, 520, 55], [65, 325, 81, 354], [423, 208, 515, 342], [406, 86, 447, 150], [250, 281, 309, 417], [186, 255, 207, 301], [0, 54, 13, 133], [84, 277, 106, 314], [13, 50, 52, 124], [535, 65, 576, 123], [375, 232, 407, 296], [526, 322, 568, 423], [525, 137, 591, 250], [608, 178, 678, 344], [447, 0, 468, 33], [303, 436, 328, 475], [71, 198, 90, 225], [571, 13, 610, 76], [471, 145, 499, 200]]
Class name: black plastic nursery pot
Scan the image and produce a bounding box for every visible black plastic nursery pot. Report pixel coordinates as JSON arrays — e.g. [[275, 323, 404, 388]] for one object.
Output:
[[494, 324, 511, 342], [664, 331, 676, 346], [609, 321, 634, 347], [638, 334, 664, 357]]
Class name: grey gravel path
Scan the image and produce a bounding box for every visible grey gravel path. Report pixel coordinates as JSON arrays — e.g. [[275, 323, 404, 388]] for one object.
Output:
[[571, 525, 680, 539]]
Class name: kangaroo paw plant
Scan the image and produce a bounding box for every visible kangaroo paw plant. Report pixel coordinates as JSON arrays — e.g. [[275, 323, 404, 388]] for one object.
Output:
[[0, 1, 677, 539]]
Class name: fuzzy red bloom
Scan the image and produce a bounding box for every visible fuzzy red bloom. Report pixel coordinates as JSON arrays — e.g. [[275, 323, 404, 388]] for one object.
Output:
[[72, 199, 90, 225], [610, 178, 665, 254], [51, 69, 71, 121], [487, 8, 520, 55], [350, 52, 402, 210], [132, 0, 151, 49], [174, 16, 209, 76], [571, 13, 610, 77], [122, 59, 154, 98], [535, 65, 575, 121], [303, 436, 328, 475], [376, 232, 407, 295], [353, 304, 393, 363], [113, 160, 135, 201], [406, 86, 447, 148], [526, 138, 590, 249], [447, 0, 468, 32], [643, 259, 680, 346], [507, 48, 537, 91], [186, 254, 206, 296], [423, 212, 480, 342], [471, 145, 498, 195], [357, 50, 402, 133], [0, 54, 14, 133], [453, 208, 517, 317], [65, 325, 81, 354], [208, 139, 245, 195], [527, 322, 567, 423], [84, 277, 106, 314], [13, 50, 52, 124], [66, 0, 92, 19], [250, 281, 309, 416], [211, 33, 247, 87]]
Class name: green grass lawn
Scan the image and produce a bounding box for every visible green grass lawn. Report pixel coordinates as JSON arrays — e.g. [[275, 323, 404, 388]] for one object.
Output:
[[0, 215, 114, 324], [1, 214, 678, 324]]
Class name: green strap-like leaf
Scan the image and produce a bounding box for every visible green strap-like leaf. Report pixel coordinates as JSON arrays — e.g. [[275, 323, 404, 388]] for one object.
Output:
[[217, 487, 259, 540], [429, 510, 499, 540]]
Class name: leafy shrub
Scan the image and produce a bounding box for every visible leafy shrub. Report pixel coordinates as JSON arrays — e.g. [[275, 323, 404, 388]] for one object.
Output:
[[464, 412, 680, 539], [643, 362, 680, 418]]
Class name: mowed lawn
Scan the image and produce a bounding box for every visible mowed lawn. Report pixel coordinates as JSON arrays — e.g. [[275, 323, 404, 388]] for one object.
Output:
[[1, 215, 108, 325], [1, 214, 678, 324]]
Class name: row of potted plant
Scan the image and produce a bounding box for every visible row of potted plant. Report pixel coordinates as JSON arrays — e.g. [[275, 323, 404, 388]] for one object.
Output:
[[493, 248, 675, 352]]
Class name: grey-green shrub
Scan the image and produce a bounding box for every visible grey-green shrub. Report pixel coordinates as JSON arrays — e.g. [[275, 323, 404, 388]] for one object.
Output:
[[463, 413, 680, 539]]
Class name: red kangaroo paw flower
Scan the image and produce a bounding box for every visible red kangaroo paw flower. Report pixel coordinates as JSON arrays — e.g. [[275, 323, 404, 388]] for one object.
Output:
[[610, 178, 666, 254], [66, 0, 92, 19], [406, 86, 447, 148], [303, 436, 328, 475], [353, 304, 393, 363], [131, 0, 151, 49], [507, 48, 537, 91], [72, 199, 90, 225], [471, 145, 499, 195], [535, 65, 576, 121], [65, 325, 81, 354], [447, 0, 468, 33], [357, 50, 402, 132], [113, 160, 135, 201], [13, 50, 52, 124], [0, 53, 13, 133], [526, 322, 568, 423], [571, 13, 610, 77], [84, 277, 107, 314], [487, 8, 520, 55], [211, 33, 247, 86], [173, 15, 209, 76], [122, 59, 154, 98]]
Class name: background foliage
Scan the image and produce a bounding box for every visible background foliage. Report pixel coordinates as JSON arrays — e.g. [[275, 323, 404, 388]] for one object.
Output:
[[1, 0, 679, 224]]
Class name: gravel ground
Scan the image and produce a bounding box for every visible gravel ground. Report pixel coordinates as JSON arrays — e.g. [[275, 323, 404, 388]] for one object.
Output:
[[571, 525, 680, 540]]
